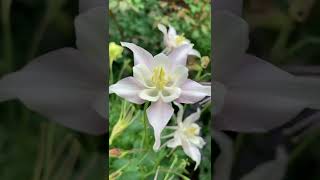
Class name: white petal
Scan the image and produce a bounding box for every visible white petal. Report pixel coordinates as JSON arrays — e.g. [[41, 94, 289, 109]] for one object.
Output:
[[184, 108, 201, 124], [189, 136, 206, 148], [153, 53, 173, 72], [173, 102, 184, 125], [139, 88, 160, 102], [121, 42, 154, 68], [176, 80, 211, 104], [109, 77, 145, 104], [147, 100, 174, 151], [75, 7, 107, 75], [168, 25, 177, 39], [172, 65, 189, 86], [181, 138, 201, 170], [160, 87, 181, 103], [158, 24, 169, 44], [133, 64, 153, 87], [167, 133, 182, 148], [168, 44, 193, 66], [188, 48, 201, 58]]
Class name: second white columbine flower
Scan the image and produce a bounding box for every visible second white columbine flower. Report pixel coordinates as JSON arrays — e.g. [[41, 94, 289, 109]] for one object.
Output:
[[165, 102, 206, 170], [158, 24, 201, 57]]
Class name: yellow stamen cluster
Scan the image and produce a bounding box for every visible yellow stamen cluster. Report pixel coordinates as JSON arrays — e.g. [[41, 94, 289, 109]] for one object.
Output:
[[151, 66, 170, 90], [175, 35, 186, 45], [184, 126, 199, 137]]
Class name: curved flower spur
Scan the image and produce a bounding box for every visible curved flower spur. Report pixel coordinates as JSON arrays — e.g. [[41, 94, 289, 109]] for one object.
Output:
[[109, 43, 211, 151], [0, 1, 107, 134], [213, 0, 320, 132]]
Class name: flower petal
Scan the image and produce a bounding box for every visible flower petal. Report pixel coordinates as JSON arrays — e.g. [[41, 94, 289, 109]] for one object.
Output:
[[75, 7, 107, 76], [0, 48, 106, 134], [167, 133, 182, 148], [139, 88, 160, 102], [133, 64, 153, 87], [158, 24, 169, 44], [79, 0, 106, 13], [121, 42, 154, 68], [147, 100, 174, 151], [216, 55, 320, 132], [168, 44, 193, 66], [214, 0, 243, 16], [212, 131, 234, 180], [168, 25, 177, 39], [160, 87, 181, 103], [153, 53, 172, 71], [213, 11, 249, 82], [172, 65, 189, 86], [181, 138, 201, 170], [240, 147, 288, 180], [109, 77, 145, 104], [175, 80, 211, 104], [184, 108, 201, 124], [188, 48, 201, 58]]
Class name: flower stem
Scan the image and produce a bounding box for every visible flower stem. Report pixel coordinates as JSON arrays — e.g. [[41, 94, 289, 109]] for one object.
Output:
[[141, 102, 150, 148]]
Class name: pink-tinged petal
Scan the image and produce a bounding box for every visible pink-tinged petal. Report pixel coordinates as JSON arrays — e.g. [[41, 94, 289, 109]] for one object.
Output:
[[0, 48, 106, 134], [79, 0, 106, 13], [176, 80, 211, 104], [213, 0, 243, 16], [121, 42, 154, 68], [109, 77, 145, 104], [168, 44, 193, 66], [147, 100, 174, 151], [181, 138, 201, 170], [75, 7, 107, 76]]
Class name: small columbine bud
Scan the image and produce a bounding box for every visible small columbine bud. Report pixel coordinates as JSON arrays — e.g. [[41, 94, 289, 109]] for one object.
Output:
[[200, 56, 210, 69], [109, 102, 140, 145], [109, 42, 124, 66]]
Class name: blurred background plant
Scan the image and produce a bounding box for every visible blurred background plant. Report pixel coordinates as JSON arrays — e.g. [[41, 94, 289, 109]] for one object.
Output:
[[0, 0, 105, 179], [108, 0, 211, 179], [214, 1, 320, 180]]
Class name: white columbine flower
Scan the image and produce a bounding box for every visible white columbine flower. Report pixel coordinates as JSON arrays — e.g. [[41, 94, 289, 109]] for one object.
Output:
[[158, 24, 200, 57], [164, 102, 205, 170], [109, 42, 211, 151]]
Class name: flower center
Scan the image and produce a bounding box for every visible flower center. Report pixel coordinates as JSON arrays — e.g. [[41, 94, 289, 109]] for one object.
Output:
[[151, 66, 170, 90], [175, 35, 186, 45], [184, 126, 199, 137]]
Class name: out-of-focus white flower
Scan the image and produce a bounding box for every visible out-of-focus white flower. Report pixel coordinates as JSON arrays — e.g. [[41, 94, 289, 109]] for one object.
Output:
[[158, 24, 200, 57], [109, 42, 211, 151], [165, 102, 205, 170]]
